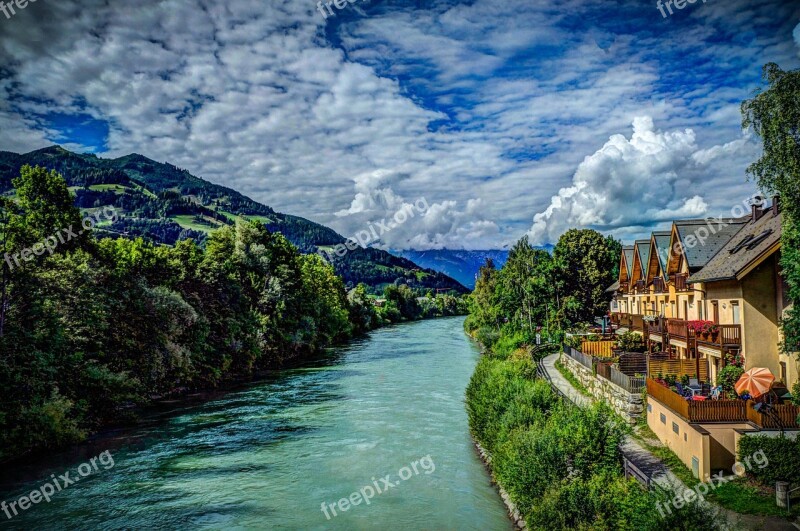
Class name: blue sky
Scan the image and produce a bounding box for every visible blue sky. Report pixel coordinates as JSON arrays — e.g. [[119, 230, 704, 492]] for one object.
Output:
[[0, 0, 799, 249]]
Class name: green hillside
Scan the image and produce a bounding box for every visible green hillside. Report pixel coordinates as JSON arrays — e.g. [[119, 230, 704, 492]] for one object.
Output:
[[0, 146, 467, 293]]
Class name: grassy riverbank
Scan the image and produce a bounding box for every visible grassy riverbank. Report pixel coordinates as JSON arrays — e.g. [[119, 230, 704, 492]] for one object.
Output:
[[464, 341, 721, 530]]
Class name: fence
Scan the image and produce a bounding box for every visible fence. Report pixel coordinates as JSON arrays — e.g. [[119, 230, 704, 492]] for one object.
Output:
[[565, 346, 644, 394], [580, 340, 617, 358], [746, 402, 800, 429], [611, 366, 646, 394], [647, 379, 748, 422], [564, 345, 594, 369], [648, 358, 709, 382]]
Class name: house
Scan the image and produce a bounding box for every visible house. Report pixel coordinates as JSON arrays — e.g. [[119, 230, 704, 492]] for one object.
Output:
[[609, 196, 797, 390]]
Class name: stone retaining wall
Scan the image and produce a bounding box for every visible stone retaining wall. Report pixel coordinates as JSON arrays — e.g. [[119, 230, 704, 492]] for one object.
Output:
[[560, 354, 644, 425]]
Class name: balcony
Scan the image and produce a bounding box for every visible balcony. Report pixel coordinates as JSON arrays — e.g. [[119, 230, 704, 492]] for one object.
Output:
[[666, 319, 694, 341], [652, 277, 666, 294], [673, 273, 690, 292], [634, 280, 647, 294], [696, 324, 742, 350], [647, 379, 746, 422]]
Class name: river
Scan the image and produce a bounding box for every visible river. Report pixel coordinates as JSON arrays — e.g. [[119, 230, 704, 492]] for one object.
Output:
[[0, 317, 511, 530]]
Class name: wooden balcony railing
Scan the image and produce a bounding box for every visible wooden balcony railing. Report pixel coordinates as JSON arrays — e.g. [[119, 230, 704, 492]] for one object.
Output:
[[673, 273, 690, 292], [696, 324, 742, 349], [666, 319, 693, 340], [746, 402, 800, 429], [647, 379, 747, 423], [652, 277, 666, 293], [647, 320, 664, 335]]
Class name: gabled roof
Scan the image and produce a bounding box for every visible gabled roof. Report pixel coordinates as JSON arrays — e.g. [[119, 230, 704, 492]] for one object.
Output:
[[631, 239, 650, 283], [606, 280, 621, 293], [689, 210, 782, 283], [668, 218, 749, 274], [646, 231, 671, 283], [619, 246, 634, 282]]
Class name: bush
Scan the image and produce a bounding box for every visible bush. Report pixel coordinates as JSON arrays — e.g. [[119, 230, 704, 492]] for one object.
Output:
[[717, 365, 745, 394], [617, 331, 646, 353], [738, 434, 800, 484]]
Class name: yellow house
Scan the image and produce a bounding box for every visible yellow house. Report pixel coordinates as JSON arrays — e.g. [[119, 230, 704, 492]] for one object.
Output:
[[688, 199, 797, 389]]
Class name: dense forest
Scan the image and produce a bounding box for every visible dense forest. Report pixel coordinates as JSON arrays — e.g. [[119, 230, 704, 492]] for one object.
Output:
[[0, 147, 467, 294], [0, 165, 466, 462]]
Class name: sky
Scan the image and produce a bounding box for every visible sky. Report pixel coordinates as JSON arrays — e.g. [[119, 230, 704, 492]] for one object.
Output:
[[0, 0, 799, 250]]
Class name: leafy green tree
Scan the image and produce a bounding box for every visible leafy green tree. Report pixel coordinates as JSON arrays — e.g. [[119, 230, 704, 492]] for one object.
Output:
[[741, 63, 800, 356], [553, 229, 621, 323]]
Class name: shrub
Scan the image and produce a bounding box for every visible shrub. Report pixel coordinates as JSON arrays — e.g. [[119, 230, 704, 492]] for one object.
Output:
[[738, 434, 800, 484], [617, 331, 646, 353], [717, 365, 745, 394]]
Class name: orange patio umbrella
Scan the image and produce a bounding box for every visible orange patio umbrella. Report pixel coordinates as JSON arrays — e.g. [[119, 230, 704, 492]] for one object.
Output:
[[734, 368, 775, 399]]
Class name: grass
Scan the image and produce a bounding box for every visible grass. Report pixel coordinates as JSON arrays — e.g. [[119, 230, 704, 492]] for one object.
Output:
[[170, 215, 225, 233], [554, 356, 591, 397], [634, 426, 799, 518], [89, 184, 129, 193]]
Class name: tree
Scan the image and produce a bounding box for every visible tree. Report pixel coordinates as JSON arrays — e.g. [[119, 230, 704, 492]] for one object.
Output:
[[741, 63, 800, 356], [552, 229, 621, 324]]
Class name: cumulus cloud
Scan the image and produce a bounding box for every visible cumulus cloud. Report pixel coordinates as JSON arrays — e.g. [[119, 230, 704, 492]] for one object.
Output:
[[526, 117, 758, 245], [0, 0, 796, 250]]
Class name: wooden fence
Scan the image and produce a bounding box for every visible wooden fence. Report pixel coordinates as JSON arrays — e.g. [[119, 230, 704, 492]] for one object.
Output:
[[647, 379, 747, 422], [581, 340, 617, 358], [648, 358, 709, 382], [687, 400, 746, 422], [746, 402, 800, 429], [647, 378, 689, 418]]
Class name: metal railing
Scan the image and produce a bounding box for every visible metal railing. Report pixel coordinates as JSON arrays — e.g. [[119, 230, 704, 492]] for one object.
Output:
[[564, 345, 593, 369], [611, 365, 646, 393]]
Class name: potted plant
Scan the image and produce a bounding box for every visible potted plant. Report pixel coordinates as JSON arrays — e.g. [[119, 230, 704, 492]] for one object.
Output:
[[704, 323, 720, 342]]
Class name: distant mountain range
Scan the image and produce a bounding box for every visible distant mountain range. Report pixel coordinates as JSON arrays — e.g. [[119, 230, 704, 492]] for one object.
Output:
[[0, 146, 467, 293], [392, 249, 511, 289]]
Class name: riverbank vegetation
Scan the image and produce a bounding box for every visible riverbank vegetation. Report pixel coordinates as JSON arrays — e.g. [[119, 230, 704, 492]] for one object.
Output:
[[0, 165, 465, 461], [464, 229, 620, 350], [465, 349, 720, 530]]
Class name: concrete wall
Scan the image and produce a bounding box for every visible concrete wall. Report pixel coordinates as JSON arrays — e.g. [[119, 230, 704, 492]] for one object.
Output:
[[647, 396, 710, 479], [560, 355, 644, 425]]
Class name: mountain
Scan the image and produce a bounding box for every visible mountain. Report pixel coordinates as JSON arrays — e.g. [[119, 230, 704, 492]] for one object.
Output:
[[392, 249, 512, 289], [0, 146, 467, 293]]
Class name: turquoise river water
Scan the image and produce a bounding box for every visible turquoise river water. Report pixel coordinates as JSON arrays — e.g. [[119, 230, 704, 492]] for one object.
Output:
[[0, 317, 511, 530]]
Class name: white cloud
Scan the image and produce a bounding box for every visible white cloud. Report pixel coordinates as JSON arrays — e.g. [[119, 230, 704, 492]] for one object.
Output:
[[794, 22, 800, 51], [526, 117, 760, 245], [0, 0, 796, 250]]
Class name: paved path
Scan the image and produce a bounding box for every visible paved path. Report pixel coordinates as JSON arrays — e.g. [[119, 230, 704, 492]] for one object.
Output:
[[539, 353, 799, 531]]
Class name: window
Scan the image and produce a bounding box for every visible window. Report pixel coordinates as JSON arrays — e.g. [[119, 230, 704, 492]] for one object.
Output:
[[672, 422, 679, 434], [660, 413, 666, 424], [684, 433, 687, 442], [648, 404, 652, 413], [780, 362, 787, 383], [732, 302, 740, 325]]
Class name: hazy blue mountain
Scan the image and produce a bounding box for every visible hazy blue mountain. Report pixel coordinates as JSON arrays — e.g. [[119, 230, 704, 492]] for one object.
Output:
[[392, 249, 512, 289]]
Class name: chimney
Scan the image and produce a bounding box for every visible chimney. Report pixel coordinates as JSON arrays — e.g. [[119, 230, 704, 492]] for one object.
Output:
[[751, 195, 765, 222], [773, 195, 781, 217]]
